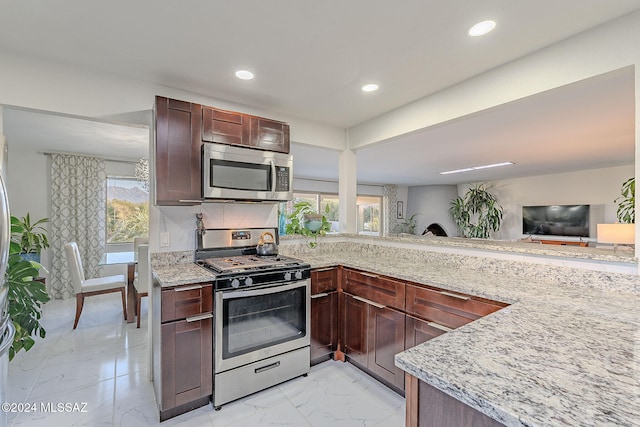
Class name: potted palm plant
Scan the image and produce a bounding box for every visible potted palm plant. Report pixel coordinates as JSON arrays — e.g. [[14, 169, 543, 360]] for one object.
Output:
[[7, 214, 50, 360], [449, 184, 503, 239]]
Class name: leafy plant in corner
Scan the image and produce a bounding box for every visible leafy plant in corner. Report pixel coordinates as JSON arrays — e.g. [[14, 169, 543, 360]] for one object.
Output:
[[394, 212, 420, 235], [7, 215, 50, 360], [449, 183, 503, 239], [12, 213, 50, 259], [614, 177, 635, 224], [285, 201, 332, 248]]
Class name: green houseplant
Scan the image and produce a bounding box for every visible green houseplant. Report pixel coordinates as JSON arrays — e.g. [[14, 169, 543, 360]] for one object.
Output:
[[615, 177, 635, 224], [7, 215, 50, 360], [394, 212, 420, 235], [12, 213, 50, 262], [449, 184, 503, 239], [285, 201, 332, 248]]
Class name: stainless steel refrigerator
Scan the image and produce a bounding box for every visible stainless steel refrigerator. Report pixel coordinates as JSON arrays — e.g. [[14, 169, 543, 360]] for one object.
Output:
[[0, 135, 13, 427]]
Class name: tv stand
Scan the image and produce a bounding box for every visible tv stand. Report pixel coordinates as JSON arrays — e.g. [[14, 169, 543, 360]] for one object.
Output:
[[538, 239, 588, 247]]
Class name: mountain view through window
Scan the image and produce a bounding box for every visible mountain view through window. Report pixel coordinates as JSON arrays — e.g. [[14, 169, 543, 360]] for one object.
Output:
[[106, 177, 149, 243]]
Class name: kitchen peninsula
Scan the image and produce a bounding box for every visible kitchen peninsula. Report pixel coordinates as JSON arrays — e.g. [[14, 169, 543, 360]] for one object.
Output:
[[152, 235, 639, 426]]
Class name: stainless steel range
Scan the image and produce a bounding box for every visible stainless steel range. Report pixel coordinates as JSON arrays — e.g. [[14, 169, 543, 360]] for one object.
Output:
[[196, 228, 311, 409]]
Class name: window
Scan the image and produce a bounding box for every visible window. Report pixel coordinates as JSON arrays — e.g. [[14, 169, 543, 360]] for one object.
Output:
[[286, 193, 340, 233], [106, 177, 149, 243], [285, 192, 381, 235], [357, 195, 382, 236]]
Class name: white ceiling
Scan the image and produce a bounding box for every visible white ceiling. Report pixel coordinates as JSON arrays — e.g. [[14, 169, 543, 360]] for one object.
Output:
[[0, 1, 637, 185]]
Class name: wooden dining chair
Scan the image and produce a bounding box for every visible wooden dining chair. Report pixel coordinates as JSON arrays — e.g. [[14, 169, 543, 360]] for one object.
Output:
[[63, 242, 127, 329], [133, 243, 150, 328]]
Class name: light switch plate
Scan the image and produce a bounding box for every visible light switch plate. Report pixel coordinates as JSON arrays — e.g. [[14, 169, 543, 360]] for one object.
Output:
[[160, 232, 170, 247]]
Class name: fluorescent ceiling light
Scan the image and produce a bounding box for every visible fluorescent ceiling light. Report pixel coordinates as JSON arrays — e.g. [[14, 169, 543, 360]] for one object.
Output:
[[468, 20, 496, 37], [440, 161, 513, 175], [235, 70, 255, 80], [361, 83, 379, 92]]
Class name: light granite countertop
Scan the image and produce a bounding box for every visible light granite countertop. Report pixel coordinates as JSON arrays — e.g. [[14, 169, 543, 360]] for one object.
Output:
[[151, 241, 639, 426], [293, 250, 640, 427]]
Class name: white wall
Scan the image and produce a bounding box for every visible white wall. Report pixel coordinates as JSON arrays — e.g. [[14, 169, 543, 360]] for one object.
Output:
[[406, 185, 458, 237], [456, 164, 633, 240]]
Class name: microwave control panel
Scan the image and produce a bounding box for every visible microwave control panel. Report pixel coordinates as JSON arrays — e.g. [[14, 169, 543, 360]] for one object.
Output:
[[275, 167, 290, 191]]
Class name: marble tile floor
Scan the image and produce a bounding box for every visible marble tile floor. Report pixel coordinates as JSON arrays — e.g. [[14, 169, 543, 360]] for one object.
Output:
[[7, 293, 406, 426]]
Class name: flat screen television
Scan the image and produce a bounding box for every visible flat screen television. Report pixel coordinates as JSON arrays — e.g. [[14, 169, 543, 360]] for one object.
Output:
[[522, 205, 590, 237]]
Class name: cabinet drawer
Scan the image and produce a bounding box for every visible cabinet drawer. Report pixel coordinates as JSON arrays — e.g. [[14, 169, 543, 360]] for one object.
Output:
[[344, 269, 405, 310], [161, 283, 213, 323], [405, 284, 504, 329], [311, 267, 339, 294]]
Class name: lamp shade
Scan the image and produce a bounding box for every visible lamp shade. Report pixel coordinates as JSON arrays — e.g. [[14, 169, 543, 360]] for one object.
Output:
[[596, 223, 635, 244]]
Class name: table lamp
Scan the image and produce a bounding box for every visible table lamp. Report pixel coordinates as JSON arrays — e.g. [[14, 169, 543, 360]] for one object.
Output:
[[596, 223, 635, 252]]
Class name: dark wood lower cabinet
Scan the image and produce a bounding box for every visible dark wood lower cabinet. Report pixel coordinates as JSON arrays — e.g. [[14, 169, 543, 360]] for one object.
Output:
[[405, 315, 447, 348], [310, 291, 338, 364], [153, 281, 213, 421], [368, 305, 405, 390], [342, 293, 405, 391], [405, 373, 505, 427], [161, 318, 213, 410]]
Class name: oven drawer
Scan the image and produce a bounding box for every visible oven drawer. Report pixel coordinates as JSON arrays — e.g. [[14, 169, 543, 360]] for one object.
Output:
[[405, 284, 504, 329], [214, 346, 310, 407], [161, 283, 213, 323], [343, 269, 405, 310]]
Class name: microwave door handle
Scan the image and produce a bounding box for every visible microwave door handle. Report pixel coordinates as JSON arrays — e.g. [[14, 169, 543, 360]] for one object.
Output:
[[270, 160, 276, 197]]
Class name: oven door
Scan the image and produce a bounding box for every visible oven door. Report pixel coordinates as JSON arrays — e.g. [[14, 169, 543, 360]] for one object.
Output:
[[202, 143, 292, 201], [215, 279, 310, 373]]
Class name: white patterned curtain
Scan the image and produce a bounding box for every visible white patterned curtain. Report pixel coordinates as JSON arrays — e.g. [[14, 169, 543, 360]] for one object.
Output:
[[49, 154, 106, 299]]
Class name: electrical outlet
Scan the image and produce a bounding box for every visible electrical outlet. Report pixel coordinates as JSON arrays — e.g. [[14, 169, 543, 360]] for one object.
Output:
[[160, 232, 170, 247]]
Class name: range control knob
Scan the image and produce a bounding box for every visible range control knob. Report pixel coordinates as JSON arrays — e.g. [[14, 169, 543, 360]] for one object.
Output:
[[284, 271, 292, 281], [295, 270, 303, 280], [244, 277, 253, 286], [231, 278, 240, 289]]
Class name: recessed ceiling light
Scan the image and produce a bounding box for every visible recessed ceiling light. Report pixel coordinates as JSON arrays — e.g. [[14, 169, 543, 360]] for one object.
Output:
[[440, 161, 513, 175], [235, 70, 255, 80], [468, 20, 496, 37], [361, 83, 379, 92]]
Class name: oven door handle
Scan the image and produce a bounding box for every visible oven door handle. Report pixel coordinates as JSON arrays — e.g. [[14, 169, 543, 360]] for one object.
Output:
[[221, 280, 308, 299]]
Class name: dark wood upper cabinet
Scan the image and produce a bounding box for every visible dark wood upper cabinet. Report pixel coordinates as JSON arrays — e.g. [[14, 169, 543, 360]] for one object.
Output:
[[154, 96, 202, 205], [248, 116, 290, 153], [201, 105, 290, 153], [202, 106, 249, 145]]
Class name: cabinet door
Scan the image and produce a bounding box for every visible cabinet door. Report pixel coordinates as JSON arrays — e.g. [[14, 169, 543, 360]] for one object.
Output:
[[155, 96, 202, 205], [248, 116, 290, 153], [310, 291, 337, 363], [202, 106, 249, 145], [368, 305, 405, 390], [342, 293, 369, 367], [405, 314, 447, 349], [161, 315, 213, 410]]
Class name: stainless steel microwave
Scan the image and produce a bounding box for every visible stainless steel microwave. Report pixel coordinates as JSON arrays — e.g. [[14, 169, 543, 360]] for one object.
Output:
[[202, 143, 293, 202]]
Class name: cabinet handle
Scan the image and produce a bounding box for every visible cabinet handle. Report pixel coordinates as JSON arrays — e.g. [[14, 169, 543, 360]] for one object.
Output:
[[359, 272, 379, 279], [175, 285, 203, 292], [313, 267, 334, 272], [427, 321, 453, 333], [353, 295, 386, 309], [186, 313, 213, 323], [439, 291, 470, 301], [311, 293, 329, 299]]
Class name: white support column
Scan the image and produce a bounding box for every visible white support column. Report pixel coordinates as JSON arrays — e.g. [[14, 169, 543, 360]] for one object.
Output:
[[339, 149, 357, 234]]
